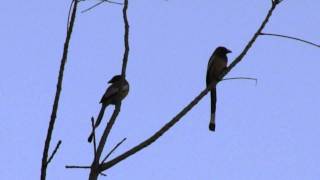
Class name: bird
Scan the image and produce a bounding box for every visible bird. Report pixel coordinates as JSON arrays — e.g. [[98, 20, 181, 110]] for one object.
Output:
[[206, 46, 231, 131], [88, 75, 129, 142]]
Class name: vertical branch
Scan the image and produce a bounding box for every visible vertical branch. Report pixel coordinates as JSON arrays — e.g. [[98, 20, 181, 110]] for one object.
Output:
[[91, 117, 97, 157], [121, 0, 130, 78], [88, 0, 130, 179], [40, 0, 78, 180]]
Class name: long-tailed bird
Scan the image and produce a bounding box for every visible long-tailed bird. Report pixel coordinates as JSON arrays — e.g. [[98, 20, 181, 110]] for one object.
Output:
[[206, 46, 231, 131], [88, 75, 129, 142]]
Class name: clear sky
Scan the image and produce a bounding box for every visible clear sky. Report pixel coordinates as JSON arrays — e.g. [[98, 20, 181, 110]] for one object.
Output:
[[1, 0, 320, 179]]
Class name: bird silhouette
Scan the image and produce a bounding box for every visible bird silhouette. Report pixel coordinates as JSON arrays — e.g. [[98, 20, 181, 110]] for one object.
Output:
[[206, 46, 231, 131], [88, 75, 129, 142]]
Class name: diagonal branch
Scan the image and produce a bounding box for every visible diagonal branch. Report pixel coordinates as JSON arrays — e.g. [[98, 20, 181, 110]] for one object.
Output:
[[40, 1, 78, 180], [47, 140, 62, 165], [259, 32, 320, 48], [95, 105, 121, 161], [221, 2, 278, 78], [89, 104, 121, 180], [81, 0, 123, 13], [101, 86, 212, 171], [100, 1, 281, 172], [102, 137, 127, 163]]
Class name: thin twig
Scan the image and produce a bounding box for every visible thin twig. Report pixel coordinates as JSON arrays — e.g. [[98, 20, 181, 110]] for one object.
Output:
[[81, 0, 123, 13], [41, 1, 78, 179], [47, 140, 62, 165], [66, 165, 91, 169], [102, 138, 127, 163], [260, 32, 320, 48], [221, 77, 258, 85], [82, 1, 104, 13], [91, 117, 97, 157], [100, 1, 281, 172]]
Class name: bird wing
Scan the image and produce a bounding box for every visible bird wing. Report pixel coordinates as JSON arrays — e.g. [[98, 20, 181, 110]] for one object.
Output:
[[100, 84, 120, 103], [206, 55, 215, 85]]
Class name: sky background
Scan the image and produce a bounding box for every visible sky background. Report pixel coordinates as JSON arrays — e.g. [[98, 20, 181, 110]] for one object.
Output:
[[1, 0, 320, 179]]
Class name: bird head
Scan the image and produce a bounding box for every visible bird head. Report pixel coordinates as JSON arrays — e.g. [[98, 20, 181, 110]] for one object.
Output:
[[108, 75, 122, 84], [214, 46, 232, 55]]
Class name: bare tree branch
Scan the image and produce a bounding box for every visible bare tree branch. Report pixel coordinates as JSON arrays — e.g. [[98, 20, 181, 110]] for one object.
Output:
[[101, 85, 212, 171], [259, 32, 320, 48], [81, 0, 123, 13], [66, 165, 91, 169], [221, 77, 258, 85], [102, 138, 127, 163], [89, 105, 121, 180], [221, 2, 278, 78], [41, 1, 78, 179], [88, 1, 130, 179], [91, 117, 97, 157], [99, 1, 281, 172], [121, 0, 130, 78], [47, 140, 62, 165]]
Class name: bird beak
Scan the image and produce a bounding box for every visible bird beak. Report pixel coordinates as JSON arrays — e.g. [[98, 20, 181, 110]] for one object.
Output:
[[227, 49, 232, 53]]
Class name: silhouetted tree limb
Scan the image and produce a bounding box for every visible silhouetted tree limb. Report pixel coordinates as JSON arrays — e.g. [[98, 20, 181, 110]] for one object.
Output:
[[221, 77, 258, 85], [40, 0, 78, 179], [99, 0, 282, 172], [87, 0, 130, 179], [66, 165, 91, 169], [47, 140, 62, 165], [81, 0, 123, 13], [102, 137, 127, 163], [89, 105, 121, 180], [91, 117, 97, 157], [120, 0, 130, 78], [259, 32, 320, 48], [221, 1, 279, 78]]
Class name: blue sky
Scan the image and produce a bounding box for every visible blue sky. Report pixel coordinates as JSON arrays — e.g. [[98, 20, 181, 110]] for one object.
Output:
[[1, 0, 320, 179]]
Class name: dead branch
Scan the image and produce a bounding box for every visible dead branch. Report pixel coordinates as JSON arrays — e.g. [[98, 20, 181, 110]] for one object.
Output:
[[81, 0, 123, 13], [102, 138, 127, 163], [259, 32, 320, 48], [40, 0, 78, 179], [221, 77, 258, 85], [66, 165, 91, 169], [91, 117, 97, 157], [99, 0, 282, 172], [88, 1, 130, 179], [47, 140, 62, 165]]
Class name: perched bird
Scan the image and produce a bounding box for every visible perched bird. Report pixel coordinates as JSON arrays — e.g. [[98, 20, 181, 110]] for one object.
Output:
[[88, 75, 129, 142], [206, 46, 231, 131]]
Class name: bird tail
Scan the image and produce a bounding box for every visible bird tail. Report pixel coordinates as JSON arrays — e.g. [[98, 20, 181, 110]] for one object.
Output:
[[209, 88, 217, 131], [88, 104, 108, 143]]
